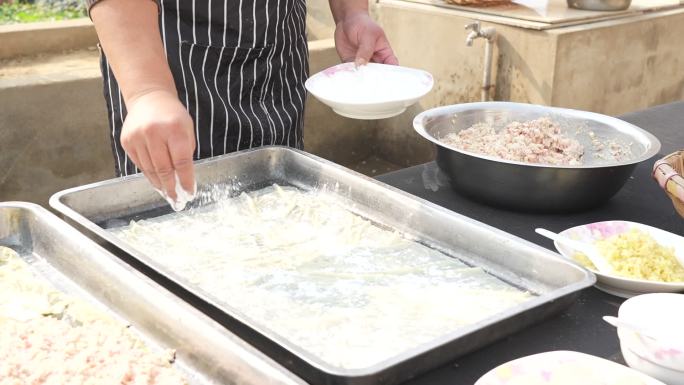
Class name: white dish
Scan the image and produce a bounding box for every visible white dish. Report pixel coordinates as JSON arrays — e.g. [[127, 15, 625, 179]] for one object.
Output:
[[475, 350, 665, 385], [554, 221, 684, 298], [305, 62, 433, 120], [617, 293, 684, 385]]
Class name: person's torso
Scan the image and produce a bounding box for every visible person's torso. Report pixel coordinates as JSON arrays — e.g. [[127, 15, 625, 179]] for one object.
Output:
[[102, 0, 310, 177], [162, 0, 306, 49]]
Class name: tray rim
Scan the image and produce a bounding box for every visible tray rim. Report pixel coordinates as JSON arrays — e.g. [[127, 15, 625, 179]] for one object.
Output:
[[49, 146, 597, 378], [0, 200, 307, 385]]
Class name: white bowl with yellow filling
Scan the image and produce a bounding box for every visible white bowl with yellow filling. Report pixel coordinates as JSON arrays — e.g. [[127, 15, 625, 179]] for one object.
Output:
[[553, 221, 684, 298]]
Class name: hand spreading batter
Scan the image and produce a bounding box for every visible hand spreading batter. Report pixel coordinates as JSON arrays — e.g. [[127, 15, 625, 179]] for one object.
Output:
[[153, 172, 196, 212]]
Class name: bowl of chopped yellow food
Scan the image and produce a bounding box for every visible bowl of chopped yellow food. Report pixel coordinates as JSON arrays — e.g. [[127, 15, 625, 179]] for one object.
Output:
[[553, 221, 684, 298]]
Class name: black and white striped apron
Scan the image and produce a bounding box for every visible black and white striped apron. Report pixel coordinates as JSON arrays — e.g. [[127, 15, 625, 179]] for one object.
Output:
[[100, 0, 309, 176]]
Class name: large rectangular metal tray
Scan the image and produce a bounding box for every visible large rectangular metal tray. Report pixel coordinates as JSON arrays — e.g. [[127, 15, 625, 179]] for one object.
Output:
[[50, 146, 595, 385], [0, 202, 306, 385]]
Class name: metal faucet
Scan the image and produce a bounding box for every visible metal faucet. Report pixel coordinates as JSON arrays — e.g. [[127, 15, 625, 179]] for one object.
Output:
[[465, 21, 497, 46], [465, 21, 498, 101]]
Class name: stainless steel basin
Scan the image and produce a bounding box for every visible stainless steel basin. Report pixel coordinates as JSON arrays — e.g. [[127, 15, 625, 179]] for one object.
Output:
[[567, 0, 632, 11], [413, 102, 661, 212]]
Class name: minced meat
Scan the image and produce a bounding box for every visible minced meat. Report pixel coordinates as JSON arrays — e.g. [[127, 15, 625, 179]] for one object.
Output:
[[441, 117, 584, 166], [0, 247, 186, 385]]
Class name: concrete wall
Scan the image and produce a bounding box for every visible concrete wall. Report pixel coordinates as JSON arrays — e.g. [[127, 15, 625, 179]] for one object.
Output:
[[0, 19, 98, 60], [307, 0, 380, 40], [0, 75, 114, 206], [307, 0, 337, 40], [551, 9, 684, 116]]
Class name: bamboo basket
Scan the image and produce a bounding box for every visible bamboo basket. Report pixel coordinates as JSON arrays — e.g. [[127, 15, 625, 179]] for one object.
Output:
[[653, 150, 684, 218]]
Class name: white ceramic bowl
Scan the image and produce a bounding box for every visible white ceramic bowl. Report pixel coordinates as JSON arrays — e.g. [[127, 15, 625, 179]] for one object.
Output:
[[475, 350, 665, 385], [617, 293, 684, 385], [622, 349, 684, 385], [554, 221, 684, 298], [305, 62, 433, 120], [618, 293, 684, 385]]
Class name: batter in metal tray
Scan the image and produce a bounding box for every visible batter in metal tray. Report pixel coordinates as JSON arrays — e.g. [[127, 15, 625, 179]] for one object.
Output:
[[112, 185, 532, 369]]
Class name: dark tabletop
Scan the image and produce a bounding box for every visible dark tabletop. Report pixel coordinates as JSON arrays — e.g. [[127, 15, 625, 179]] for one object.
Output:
[[376, 101, 684, 385]]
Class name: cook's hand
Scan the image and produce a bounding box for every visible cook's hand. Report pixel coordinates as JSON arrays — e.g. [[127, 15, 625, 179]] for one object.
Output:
[[120, 89, 196, 202], [334, 12, 398, 66]]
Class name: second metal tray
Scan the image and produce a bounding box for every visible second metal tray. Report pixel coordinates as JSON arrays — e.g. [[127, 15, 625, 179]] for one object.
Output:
[[50, 146, 595, 385], [0, 202, 305, 385]]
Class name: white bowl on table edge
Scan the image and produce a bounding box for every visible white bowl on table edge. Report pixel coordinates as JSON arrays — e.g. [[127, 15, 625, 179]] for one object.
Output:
[[553, 220, 684, 298], [622, 349, 684, 385], [474, 350, 665, 385], [305, 62, 434, 120], [617, 293, 684, 385]]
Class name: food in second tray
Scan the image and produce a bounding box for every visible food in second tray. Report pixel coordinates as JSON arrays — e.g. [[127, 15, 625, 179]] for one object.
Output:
[[111, 184, 534, 370], [574, 228, 684, 282], [0, 246, 187, 385]]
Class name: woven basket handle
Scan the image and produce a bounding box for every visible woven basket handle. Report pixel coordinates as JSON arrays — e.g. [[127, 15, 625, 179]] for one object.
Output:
[[653, 151, 684, 203]]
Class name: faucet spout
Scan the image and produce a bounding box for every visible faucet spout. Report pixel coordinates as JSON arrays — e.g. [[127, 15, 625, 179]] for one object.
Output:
[[465, 31, 478, 47]]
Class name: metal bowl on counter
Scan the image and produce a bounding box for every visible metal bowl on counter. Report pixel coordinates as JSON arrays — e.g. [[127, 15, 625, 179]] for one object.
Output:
[[567, 0, 632, 11], [413, 102, 661, 213]]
